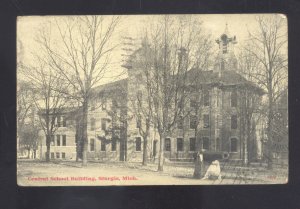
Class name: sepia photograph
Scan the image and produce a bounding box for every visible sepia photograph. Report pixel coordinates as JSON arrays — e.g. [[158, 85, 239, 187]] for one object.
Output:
[[17, 14, 288, 186]]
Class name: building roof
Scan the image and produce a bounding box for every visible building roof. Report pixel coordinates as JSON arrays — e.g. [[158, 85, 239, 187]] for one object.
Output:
[[186, 69, 265, 95], [90, 78, 128, 97], [90, 69, 264, 97]]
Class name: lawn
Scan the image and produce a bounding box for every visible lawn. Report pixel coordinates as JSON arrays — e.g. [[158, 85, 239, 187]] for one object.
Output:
[[17, 160, 288, 186]]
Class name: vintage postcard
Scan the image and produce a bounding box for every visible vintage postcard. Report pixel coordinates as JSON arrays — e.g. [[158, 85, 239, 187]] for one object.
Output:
[[17, 14, 288, 186]]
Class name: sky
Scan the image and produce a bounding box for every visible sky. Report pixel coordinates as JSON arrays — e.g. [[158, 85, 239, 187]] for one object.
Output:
[[17, 14, 287, 86]]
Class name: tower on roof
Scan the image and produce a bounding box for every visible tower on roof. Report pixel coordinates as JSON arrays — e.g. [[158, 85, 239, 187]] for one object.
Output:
[[215, 23, 237, 54], [214, 24, 238, 74]]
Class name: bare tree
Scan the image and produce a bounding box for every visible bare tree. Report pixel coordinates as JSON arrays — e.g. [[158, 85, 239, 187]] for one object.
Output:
[[19, 55, 70, 162], [19, 123, 39, 159], [243, 15, 287, 169], [36, 16, 121, 166], [126, 37, 156, 166], [188, 38, 213, 178], [17, 82, 34, 145], [17, 81, 38, 158], [236, 50, 265, 165], [127, 15, 213, 171]]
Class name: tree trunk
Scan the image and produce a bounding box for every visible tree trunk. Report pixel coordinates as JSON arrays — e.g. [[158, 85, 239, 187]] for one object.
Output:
[[142, 135, 148, 166], [45, 134, 51, 162], [267, 81, 273, 170], [194, 126, 204, 178], [157, 131, 165, 171], [82, 100, 88, 167], [244, 136, 248, 165], [142, 120, 150, 166], [193, 152, 204, 179]]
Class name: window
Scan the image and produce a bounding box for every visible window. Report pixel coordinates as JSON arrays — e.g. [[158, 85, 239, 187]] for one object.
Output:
[[177, 116, 183, 129], [203, 114, 210, 128], [56, 135, 61, 146], [90, 118, 95, 131], [62, 135, 66, 146], [216, 137, 221, 151], [203, 90, 210, 106], [50, 135, 55, 146], [101, 119, 106, 131], [111, 138, 116, 151], [231, 90, 238, 107], [56, 152, 60, 159], [51, 152, 54, 159], [190, 115, 197, 129], [112, 100, 118, 109], [136, 118, 141, 129], [62, 116, 66, 127], [101, 140, 106, 151], [230, 138, 238, 152], [177, 138, 183, 152], [190, 98, 197, 109], [231, 115, 238, 129], [57, 116, 61, 127], [190, 138, 196, 151], [136, 137, 142, 151], [61, 152, 66, 159], [178, 100, 184, 110], [203, 137, 209, 150], [90, 138, 95, 151], [165, 138, 171, 151]]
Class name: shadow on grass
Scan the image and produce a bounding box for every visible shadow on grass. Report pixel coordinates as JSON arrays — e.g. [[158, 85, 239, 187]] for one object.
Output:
[[172, 175, 195, 180]]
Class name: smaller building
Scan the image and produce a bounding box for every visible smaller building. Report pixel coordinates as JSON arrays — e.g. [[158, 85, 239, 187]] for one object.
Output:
[[38, 111, 77, 161]]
